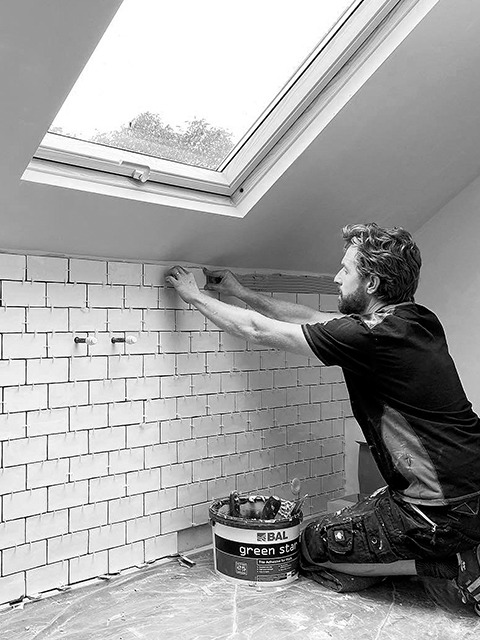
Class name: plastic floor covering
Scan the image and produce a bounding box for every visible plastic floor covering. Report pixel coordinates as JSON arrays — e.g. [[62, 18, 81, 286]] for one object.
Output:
[[0, 550, 479, 640]]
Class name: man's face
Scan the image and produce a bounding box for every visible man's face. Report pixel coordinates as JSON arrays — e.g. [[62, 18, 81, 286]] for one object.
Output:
[[334, 245, 370, 315]]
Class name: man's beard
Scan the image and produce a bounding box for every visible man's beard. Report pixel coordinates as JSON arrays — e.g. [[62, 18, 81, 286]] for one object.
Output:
[[338, 286, 369, 315]]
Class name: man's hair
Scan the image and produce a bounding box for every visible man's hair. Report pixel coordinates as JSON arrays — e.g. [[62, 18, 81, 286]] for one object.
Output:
[[342, 223, 422, 304]]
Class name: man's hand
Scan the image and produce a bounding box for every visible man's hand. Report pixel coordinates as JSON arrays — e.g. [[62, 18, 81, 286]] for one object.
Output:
[[165, 266, 201, 303], [203, 267, 245, 298]]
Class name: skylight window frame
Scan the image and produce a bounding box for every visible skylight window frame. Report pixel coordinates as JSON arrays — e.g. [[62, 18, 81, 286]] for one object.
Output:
[[29, 0, 428, 216]]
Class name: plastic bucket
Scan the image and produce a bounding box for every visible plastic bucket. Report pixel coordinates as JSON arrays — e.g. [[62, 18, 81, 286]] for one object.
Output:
[[209, 495, 302, 587]]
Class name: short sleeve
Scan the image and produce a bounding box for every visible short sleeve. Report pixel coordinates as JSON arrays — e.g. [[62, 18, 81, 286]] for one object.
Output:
[[302, 316, 373, 374]]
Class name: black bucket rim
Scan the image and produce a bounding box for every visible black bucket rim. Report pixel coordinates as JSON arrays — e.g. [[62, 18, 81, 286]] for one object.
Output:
[[209, 495, 303, 530]]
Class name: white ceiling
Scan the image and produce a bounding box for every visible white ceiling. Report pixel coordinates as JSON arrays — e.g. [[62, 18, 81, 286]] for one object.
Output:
[[1, 0, 480, 274]]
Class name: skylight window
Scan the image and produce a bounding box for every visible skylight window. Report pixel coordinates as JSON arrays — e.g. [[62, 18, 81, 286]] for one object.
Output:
[[28, 0, 423, 216], [48, 0, 356, 171]]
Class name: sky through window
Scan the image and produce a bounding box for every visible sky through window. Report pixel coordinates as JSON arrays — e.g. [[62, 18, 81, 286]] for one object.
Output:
[[50, 0, 356, 170]]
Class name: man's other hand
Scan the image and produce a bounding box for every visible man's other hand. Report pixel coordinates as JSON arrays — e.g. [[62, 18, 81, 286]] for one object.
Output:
[[165, 266, 200, 303], [203, 267, 244, 298]]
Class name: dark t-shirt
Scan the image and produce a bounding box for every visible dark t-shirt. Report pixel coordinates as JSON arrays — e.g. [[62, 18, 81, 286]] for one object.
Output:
[[302, 302, 480, 506]]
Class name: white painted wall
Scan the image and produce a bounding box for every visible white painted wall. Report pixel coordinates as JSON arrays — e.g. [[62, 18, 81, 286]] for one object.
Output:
[[415, 173, 480, 413]]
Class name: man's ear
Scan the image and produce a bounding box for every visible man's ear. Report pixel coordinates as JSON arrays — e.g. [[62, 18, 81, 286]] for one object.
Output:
[[366, 274, 381, 295]]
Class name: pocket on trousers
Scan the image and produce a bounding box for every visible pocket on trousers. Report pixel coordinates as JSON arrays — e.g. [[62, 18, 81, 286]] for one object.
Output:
[[325, 521, 354, 555]]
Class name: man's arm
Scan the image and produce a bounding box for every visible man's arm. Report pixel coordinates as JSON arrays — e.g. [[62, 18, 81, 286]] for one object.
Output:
[[203, 268, 342, 325], [166, 267, 316, 357]]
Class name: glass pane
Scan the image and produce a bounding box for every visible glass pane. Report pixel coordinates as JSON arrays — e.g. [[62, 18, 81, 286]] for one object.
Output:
[[50, 0, 356, 170]]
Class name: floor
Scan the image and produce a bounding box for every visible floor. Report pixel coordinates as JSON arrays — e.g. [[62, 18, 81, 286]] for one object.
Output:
[[0, 550, 479, 640]]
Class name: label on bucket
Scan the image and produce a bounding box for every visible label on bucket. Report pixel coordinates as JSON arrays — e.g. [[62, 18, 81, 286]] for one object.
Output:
[[213, 522, 300, 585]]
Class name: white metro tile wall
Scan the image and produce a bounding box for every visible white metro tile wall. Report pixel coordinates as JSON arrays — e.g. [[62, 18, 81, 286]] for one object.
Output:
[[0, 253, 348, 605]]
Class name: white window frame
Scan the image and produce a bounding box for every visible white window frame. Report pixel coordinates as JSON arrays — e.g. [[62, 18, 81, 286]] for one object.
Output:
[[25, 0, 437, 218]]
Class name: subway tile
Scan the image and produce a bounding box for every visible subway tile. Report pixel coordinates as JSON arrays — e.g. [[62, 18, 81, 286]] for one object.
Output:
[[144, 533, 177, 563], [3, 333, 47, 359], [70, 356, 108, 382], [49, 381, 89, 409], [127, 422, 160, 449], [159, 331, 189, 353], [48, 531, 89, 563], [70, 503, 108, 532], [190, 373, 221, 396], [0, 412, 27, 440], [88, 522, 126, 553], [175, 310, 205, 332], [124, 332, 158, 355], [26, 510, 69, 543], [160, 507, 192, 534], [144, 309, 176, 331], [0, 466, 26, 495], [220, 371, 247, 393], [177, 438, 207, 463], [108, 495, 144, 524], [0, 519, 26, 548], [160, 375, 191, 398], [219, 333, 248, 351], [126, 468, 161, 495], [26, 562, 69, 597], [108, 261, 142, 286], [160, 418, 192, 442], [2, 540, 46, 575], [144, 264, 172, 286], [90, 378, 125, 404], [176, 353, 205, 375], [89, 426, 126, 454], [69, 258, 107, 284], [126, 377, 159, 401], [1, 281, 45, 306], [69, 551, 108, 584], [144, 398, 176, 423], [47, 283, 87, 308], [90, 475, 126, 503], [190, 332, 219, 352], [109, 541, 144, 573], [70, 404, 108, 431], [161, 463, 192, 488], [69, 307, 107, 332], [48, 481, 89, 511], [108, 448, 144, 475], [124, 285, 158, 309], [27, 458, 69, 488], [28, 307, 68, 333], [191, 415, 221, 438], [88, 284, 123, 308], [48, 332, 87, 358], [144, 353, 174, 377], [108, 354, 143, 379], [0, 359, 26, 386], [3, 435, 47, 466], [27, 256, 68, 283], [108, 400, 143, 427], [0, 253, 26, 280], [144, 488, 177, 515], [0, 307, 25, 333], [27, 357, 68, 384], [3, 488, 47, 520], [70, 453, 109, 481], [159, 287, 190, 310], [108, 308, 142, 332], [126, 514, 161, 543]]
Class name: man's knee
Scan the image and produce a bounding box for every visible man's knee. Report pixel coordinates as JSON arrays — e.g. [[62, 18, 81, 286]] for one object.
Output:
[[300, 520, 329, 566]]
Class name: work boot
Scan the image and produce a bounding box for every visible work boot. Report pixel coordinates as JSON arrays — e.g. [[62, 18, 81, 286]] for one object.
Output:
[[456, 544, 480, 615]]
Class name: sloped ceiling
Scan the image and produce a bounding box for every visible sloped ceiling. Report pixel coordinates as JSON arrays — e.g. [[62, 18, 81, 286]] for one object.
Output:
[[1, 0, 480, 274]]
